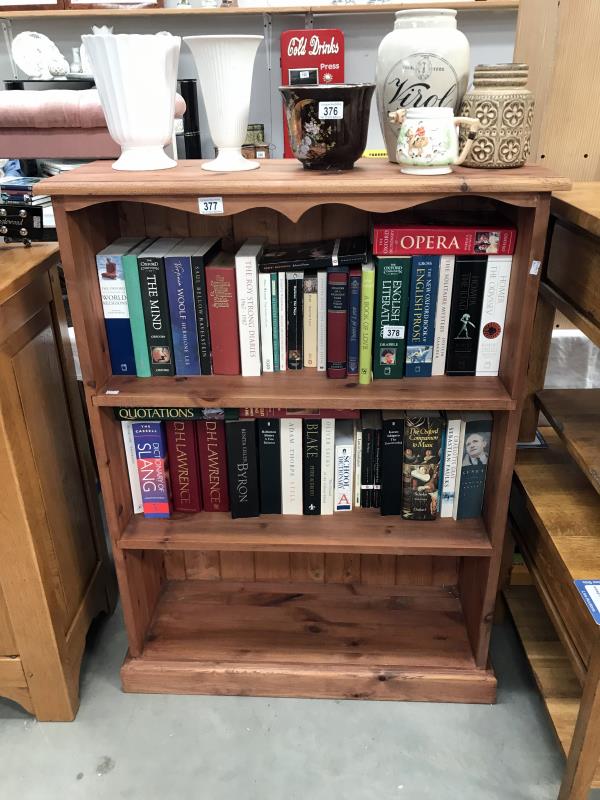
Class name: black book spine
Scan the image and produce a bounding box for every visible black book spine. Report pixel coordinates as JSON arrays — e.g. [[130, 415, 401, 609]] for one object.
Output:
[[286, 272, 304, 370], [381, 417, 404, 516], [445, 256, 488, 376], [225, 419, 260, 518], [372, 428, 382, 509], [191, 247, 220, 375], [257, 418, 282, 514], [138, 255, 175, 376], [457, 416, 493, 520], [302, 419, 321, 514], [360, 428, 373, 508]]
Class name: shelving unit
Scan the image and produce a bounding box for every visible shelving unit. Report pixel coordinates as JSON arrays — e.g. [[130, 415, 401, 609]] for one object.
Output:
[[37, 158, 567, 703]]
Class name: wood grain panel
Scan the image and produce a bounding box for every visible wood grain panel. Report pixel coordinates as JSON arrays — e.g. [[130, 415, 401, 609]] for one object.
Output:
[[546, 222, 600, 330], [0, 587, 17, 656]]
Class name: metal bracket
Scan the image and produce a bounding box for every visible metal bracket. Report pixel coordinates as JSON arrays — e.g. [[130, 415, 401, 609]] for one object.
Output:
[[263, 12, 272, 72], [0, 18, 18, 80]]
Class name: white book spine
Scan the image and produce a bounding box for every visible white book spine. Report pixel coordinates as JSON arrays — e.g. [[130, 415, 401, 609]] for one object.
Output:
[[258, 272, 274, 372], [354, 428, 363, 507], [280, 418, 302, 514], [320, 418, 335, 515], [476, 255, 512, 377], [440, 416, 461, 518], [278, 272, 287, 372], [334, 444, 354, 512], [317, 270, 327, 372], [431, 255, 455, 376], [121, 421, 143, 514], [452, 418, 467, 521], [235, 252, 261, 377]]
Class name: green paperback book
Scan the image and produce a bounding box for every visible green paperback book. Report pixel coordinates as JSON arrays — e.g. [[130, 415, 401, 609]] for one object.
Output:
[[359, 261, 375, 385], [271, 272, 280, 372], [122, 238, 154, 377], [373, 256, 411, 379]]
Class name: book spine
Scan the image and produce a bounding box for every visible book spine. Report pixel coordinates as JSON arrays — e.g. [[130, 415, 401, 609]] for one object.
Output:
[[405, 255, 440, 378], [320, 419, 335, 516], [303, 273, 318, 368], [431, 255, 455, 376], [380, 417, 404, 516], [326, 269, 348, 378], [236, 254, 261, 377], [238, 408, 360, 419], [373, 257, 411, 379], [317, 270, 327, 372], [475, 255, 512, 377], [122, 252, 151, 377], [278, 272, 287, 371], [258, 272, 274, 373], [138, 254, 175, 377], [132, 421, 172, 518], [196, 419, 229, 512], [372, 427, 382, 508], [456, 416, 493, 519], [225, 420, 260, 518], [452, 419, 467, 520], [97, 251, 137, 375], [165, 255, 201, 376], [354, 427, 362, 507], [359, 264, 375, 385], [440, 416, 461, 518], [191, 255, 213, 375], [165, 420, 202, 512], [206, 265, 241, 376], [270, 273, 280, 372], [401, 415, 443, 520], [302, 419, 321, 514], [121, 420, 143, 514], [334, 438, 353, 512], [280, 418, 303, 514], [347, 268, 361, 376], [445, 257, 488, 376], [257, 418, 282, 514], [286, 271, 304, 370], [372, 226, 516, 256], [360, 428, 373, 508]]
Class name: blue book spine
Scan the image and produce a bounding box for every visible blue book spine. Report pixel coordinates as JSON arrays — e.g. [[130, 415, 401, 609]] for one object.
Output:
[[347, 270, 361, 376], [165, 255, 201, 375], [132, 422, 172, 518], [96, 252, 136, 375], [405, 255, 440, 378]]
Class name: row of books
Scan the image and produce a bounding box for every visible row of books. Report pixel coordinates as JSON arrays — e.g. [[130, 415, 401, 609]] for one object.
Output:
[[121, 406, 492, 521], [97, 223, 515, 382]]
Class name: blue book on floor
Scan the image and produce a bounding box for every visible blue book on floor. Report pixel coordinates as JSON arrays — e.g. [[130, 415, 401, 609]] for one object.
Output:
[[165, 240, 204, 375], [405, 255, 440, 378]]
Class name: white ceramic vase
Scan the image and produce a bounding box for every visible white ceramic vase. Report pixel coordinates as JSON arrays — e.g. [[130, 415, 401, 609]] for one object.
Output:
[[81, 33, 181, 171], [184, 35, 263, 172]]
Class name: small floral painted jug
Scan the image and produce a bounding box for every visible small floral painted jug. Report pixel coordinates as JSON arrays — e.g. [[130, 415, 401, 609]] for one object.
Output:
[[389, 107, 481, 175]]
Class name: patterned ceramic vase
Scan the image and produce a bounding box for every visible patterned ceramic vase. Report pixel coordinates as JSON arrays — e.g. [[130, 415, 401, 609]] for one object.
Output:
[[459, 63, 534, 169]]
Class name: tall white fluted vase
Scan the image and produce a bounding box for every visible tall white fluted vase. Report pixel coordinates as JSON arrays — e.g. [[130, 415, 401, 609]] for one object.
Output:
[[82, 33, 181, 171], [184, 35, 263, 172]]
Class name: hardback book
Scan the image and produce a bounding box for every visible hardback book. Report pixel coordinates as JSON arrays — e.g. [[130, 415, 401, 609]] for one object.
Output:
[[347, 267, 361, 376], [405, 255, 440, 378], [372, 224, 517, 257], [280, 418, 303, 514], [258, 271, 274, 373], [456, 412, 493, 520], [225, 419, 260, 518], [475, 255, 513, 377], [372, 422, 383, 508], [359, 418, 373, 508], [380, 411, 404, 516], [138, 237, 181, 377], [326, 267, 349, 379], [452, 417, 467, 519], [206, 252, 241, 376], [302, 419, 321, 514], [354, 422, 362, 508], [257, 418, 282, 514], [259, 237, 368, 272], [401, 413, 444, 521], [440, 414, 462, 518], [165, 239, 205, 376], [116, 407, 220, 422], [360, 411, 382, 508], [131, 421, 172, 518], [122, 238, 154, 377], [445, 256, 488, 375], [303, 272, 318, 368], [317, 270, 327, 372], [121, 420, 143, 514], [235, 238, 265, 377], [334, 420, 354, 512], [96, 237, 144, 376], [431, 255, 455, 376], [238, 408, 359, 419], [270, 273, 280, 372], [278, 272, 287, 371], [359, 261, 375, 385], [320, 418, 335, 515], [196, 418, 229, 512], [165, 420, 202, 512], [286, 271, 304, 370], [191, 238, 222, 375], [373, 256, 411, 379]]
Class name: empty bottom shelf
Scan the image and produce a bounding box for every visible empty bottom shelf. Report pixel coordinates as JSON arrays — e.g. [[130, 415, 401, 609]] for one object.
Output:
[[121, 580, 496, 703]]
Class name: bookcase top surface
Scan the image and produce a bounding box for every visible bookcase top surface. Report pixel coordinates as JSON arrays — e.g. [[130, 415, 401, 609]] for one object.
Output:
[[36, 159, 570, 200]]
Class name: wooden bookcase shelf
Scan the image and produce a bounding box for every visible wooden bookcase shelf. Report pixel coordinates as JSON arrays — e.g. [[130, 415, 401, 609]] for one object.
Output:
[[37, 159, 567, 703]]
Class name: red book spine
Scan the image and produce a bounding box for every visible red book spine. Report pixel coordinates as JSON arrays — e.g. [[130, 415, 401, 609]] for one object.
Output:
[[196, 419, 230, 512], [238, 408, 360, 419], [372, 226, 516, 256], [326, 269, 348, 379], [205, 264, 240, 375], [166, 421, 202, 513]]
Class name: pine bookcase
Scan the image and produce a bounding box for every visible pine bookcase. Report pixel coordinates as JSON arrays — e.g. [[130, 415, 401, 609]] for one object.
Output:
[[37, 159, 568, 702]]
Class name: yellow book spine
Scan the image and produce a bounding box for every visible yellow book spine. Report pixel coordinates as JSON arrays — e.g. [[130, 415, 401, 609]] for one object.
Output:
[[359, 263, 375, 385]]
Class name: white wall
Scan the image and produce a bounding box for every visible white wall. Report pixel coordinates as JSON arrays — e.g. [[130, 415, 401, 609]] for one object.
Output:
[[0, 8, 517, 157]]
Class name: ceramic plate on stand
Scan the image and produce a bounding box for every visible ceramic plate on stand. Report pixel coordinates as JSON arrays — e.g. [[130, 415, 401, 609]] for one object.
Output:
[[12, 31, 68, 80]]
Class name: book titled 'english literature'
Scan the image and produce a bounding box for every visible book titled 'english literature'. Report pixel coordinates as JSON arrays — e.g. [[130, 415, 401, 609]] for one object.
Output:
[[132, 421, 172, 518], [257, 419, 282, 514], [302, 419, 321, 515], [196, 419, 229, 512], [405, 255, 440, 378], [445, 256, 488, 376], [372, 225, 516, 257], [165, 420, 202, 513], [205, 252, 241, 376], [373, 256, 411, 379], [225, 419, 260, 518]]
